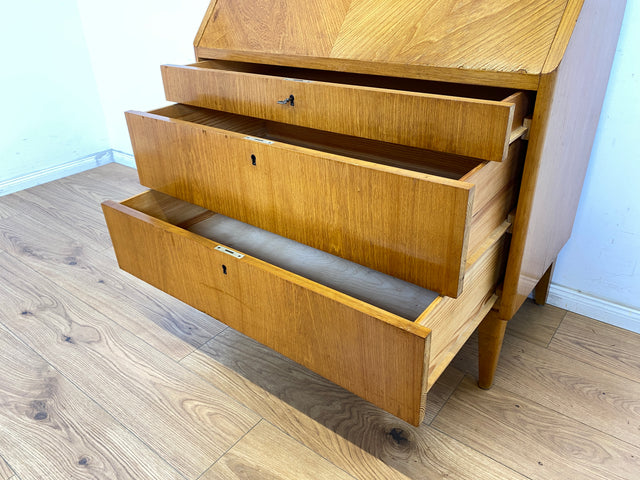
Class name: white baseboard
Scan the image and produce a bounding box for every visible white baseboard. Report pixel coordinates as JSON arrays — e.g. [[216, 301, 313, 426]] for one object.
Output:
[[547, 284, 640, 334], [0, 150, 114, 196], [112, 150, 136, 169]]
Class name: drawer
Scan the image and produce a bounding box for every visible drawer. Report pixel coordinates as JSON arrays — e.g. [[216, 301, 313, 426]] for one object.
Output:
[[161, 60, 530, 162], [126, 105, 523, 297], [102, 190, 508, 426]]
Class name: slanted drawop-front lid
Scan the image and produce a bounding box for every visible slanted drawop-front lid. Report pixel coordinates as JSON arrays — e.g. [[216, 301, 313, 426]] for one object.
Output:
[[195, 0, 581, 89]]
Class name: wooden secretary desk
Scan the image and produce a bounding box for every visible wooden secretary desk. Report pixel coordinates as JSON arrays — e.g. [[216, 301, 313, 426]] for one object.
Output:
[[102, 0, 626, 426]]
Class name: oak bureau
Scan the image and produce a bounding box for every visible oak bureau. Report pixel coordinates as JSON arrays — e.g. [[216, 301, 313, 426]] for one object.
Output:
[[102, 0, 626, 425]]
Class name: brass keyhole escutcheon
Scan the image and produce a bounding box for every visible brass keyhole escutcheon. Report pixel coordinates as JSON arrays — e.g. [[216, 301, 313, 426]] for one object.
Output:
[[277, 94, 295, 106]]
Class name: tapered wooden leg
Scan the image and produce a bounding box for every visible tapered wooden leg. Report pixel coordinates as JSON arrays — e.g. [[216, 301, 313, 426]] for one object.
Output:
[[478, 311, 508, 389], [534, 261, 555, 305]]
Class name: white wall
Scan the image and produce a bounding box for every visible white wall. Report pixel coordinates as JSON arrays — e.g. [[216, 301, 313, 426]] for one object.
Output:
[[75, 0, 210, 154], [0, 1, 108, 187], [551, 0, 640, 332]]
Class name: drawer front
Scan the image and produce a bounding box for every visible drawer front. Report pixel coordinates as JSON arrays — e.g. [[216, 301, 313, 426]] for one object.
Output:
[[126, 108, 476, 298], [102, 193, 431, 426], [161, 62, 526, 162]]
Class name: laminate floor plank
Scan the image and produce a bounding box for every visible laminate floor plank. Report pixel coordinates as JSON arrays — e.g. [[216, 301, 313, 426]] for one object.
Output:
[[182, 329, 528, 480], [0, 188, 112, 253], [70, 163, 145, 197], [201, 421, 356, 480], [0, 213, 225, 360], [504, 298, 566, 347], [549, 312, 640, 383], [0, 252, 260, 480], [0, 456, 14, 480], [452, 332, 640, 445], [0, 325, 185, 480], [0, 197, 18, 220], [432, 377, 640, 480], [57, 163, 146, 204]]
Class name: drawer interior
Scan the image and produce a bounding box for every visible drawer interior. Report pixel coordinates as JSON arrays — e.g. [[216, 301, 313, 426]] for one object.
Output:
[[122, 189, 439, 321], [150, 104, 483, 180]]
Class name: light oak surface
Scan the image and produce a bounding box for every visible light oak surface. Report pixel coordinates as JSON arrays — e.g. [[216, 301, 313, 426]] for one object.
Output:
[[200, 421, 355, 480], [0, 325, 184, 480], [433, 377, 640, 480], [1, 165, 639, 479], [196, 0, 572, 88], [0, 456, 14, 480], [549, 312, 640, 383], [0, 212, 224, 361], [103, 188, 511, 425], [161, 61, 525, 162], [103, 191, 433, 426], [126, 106, 476, 297], [126, 105, 523, 297]]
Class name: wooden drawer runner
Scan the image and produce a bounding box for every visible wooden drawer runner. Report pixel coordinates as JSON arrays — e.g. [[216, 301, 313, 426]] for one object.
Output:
[[126, 105, 523, 297], [102, 190, 508, 425], [161, 60, 529, 162]]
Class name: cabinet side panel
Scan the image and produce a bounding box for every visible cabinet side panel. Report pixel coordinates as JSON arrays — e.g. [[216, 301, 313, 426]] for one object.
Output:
[[500, 0, 626, 319]]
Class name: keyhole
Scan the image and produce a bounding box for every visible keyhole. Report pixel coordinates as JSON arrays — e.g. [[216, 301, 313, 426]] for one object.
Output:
[[222, 265, 227, 275], [251, 154, 256, 166]]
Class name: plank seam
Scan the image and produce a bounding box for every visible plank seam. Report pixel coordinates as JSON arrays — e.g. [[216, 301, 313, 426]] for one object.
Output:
[[194, 421, 261, 480]]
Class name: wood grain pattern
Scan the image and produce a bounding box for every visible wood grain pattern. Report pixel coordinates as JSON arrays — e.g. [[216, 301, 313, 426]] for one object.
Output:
[[195, 0, 571, 87], [3, 166, 639, 480], [477, 311, 508, 389], [1, 185, 113, 252], [462, 334, 640, 446], [0, 212, 224, 360], [549, 312, 640, 383], [433, 377, 640, 480], [182, 330, 529, 480], [503, 298, 566, 347], [0, 252, 260, 479], [126, 108, 478, 297], [161, 61, 522, 162], [200, 0, 352, 58], [0, 457, 13, 480], [0, 201, 17, 220], [331, 0, 567, 74], [103, 194, 432, 426], [543, 0, 586, 74], [201, 421, 355, 480], [0, 325, 184, 480], [499, 0, 627, 319]]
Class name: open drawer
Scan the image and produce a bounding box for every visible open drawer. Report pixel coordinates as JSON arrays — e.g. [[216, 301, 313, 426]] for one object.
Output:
[[126, 104, 523, 297], [102, 190, 509, 425], [161, 60, 530, 162]]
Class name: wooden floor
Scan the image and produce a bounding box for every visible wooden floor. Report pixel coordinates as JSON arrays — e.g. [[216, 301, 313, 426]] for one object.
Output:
[[0, 163, 638, 480]]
